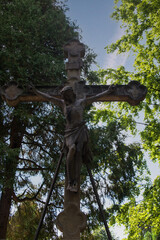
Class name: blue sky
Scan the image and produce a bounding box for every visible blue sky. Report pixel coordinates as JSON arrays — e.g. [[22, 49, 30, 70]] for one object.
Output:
[[66, 0, 130, 70]]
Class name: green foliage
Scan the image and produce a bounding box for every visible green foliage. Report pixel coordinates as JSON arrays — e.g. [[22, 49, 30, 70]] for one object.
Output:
[[109, 0, 160, 102], [90, 226, 119, 240], [7, 201, 42, 240], [80, 121, 148, 238], [97, 0, 160, 163], [7, 200, 62, 240], [0, 0, 78, 87], [115, 177, 160, 240], [94, 0, 160, 238], [90, 227, 108, 240]]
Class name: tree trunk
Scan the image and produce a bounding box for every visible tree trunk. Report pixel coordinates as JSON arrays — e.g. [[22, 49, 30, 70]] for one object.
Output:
[[0, 189, 13, 239], [0, 114, 25, 239]]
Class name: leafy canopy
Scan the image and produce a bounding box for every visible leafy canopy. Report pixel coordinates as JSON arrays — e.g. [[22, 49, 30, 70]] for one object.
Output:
[[95, 0, 160, 238], [116, 177, 160, 240], [0, 0, 78, 87], [97, 0, 160, 163]]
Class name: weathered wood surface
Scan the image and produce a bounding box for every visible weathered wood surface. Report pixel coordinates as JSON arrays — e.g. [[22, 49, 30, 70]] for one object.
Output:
[[0, 80, 147, 107]]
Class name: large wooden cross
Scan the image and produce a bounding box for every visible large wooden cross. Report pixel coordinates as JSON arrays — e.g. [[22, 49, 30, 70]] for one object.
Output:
[[1, 40, 147, 240]]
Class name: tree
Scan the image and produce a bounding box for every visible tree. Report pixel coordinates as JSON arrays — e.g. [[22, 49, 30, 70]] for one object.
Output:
[[0, 0, 78, 238], [95, 0, 160, 237], [7, 200, 44, 240], [79, 121, 148, 238], [105, 0, 160, 163], [115, 177, 160, 240], [87, 226, 118, 240]]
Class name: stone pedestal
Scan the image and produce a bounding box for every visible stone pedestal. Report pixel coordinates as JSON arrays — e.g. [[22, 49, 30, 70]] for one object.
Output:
[[56, 176, 87, 240]]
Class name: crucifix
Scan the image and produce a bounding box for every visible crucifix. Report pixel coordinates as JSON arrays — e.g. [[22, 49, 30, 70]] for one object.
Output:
[[0, 39, 147, 240]]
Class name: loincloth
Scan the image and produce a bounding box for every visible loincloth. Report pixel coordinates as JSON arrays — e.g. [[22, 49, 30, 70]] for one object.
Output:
[[64, 121, 92, 163]]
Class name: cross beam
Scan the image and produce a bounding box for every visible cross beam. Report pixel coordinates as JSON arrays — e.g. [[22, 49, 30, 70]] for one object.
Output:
[[1, 80, 146, 107]]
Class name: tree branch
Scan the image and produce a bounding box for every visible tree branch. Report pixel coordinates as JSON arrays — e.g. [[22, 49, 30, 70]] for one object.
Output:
[[21, 140, 54, 157], [16, 167, 48, 171], [35, 198, 63, 209], [12, 181, 44, 203], [19, 157, 44, 168]]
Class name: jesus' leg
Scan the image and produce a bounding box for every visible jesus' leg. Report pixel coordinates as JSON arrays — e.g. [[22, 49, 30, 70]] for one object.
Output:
[[69, 141, 83, 192], [66, 144, 76, 191]]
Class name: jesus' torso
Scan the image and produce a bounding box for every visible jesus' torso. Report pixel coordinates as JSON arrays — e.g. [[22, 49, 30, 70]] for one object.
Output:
[[63, 99, 85, 129]]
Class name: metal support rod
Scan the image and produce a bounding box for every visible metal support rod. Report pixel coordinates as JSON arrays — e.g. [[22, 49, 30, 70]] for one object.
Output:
[[34, 151, 64, 240], [86, 163, 112, 240]]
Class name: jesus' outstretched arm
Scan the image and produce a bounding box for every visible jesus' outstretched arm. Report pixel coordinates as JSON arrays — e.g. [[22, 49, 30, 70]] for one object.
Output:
[[29, 85, 63, 108], [85, 84, 115, 106]]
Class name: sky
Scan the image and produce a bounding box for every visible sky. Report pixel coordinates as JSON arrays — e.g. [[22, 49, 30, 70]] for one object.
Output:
[[66, 0, 132, 70], [66, 1, 160, 239]]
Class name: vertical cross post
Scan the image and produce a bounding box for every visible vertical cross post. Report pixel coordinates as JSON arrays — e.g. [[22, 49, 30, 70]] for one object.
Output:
[[56, 40, 87, 240]]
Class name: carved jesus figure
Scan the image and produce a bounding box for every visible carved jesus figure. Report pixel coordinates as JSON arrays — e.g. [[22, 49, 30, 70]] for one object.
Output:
[[31, 84, 115, 192]]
